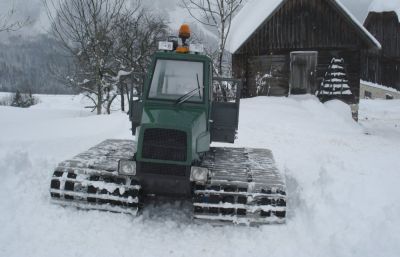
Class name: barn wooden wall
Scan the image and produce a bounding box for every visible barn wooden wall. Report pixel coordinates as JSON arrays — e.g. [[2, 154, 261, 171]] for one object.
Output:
[[232, 0, 371, 104], [233, 50, 360, 104], [362, 12, 400, 90], [362, 55, 400, 90], [364, 12, 400, 58], [235, 0, 368, 55]]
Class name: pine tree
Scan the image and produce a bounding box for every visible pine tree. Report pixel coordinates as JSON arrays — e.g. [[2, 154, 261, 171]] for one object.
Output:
[[318, 58, 353, 97], [10, 90, 38, 108], [11, 90, 23, 107]]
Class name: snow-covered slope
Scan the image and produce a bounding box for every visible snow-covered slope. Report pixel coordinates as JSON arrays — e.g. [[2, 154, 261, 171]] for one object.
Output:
[[0, 94, 400, 257]]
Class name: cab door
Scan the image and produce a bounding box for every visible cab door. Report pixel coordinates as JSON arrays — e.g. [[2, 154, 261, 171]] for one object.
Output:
[[128, 72, 145, 135], [210, 78, 241, 143]]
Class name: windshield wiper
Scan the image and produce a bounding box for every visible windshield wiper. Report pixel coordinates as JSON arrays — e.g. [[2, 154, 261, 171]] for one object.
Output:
[[174, 74, 203, 105]]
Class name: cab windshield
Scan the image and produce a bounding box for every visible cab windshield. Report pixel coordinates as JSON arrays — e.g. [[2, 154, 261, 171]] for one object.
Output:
[[148, 59, 204, 103]]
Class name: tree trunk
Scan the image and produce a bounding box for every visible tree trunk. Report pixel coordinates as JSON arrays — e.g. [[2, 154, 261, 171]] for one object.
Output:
[[97, 84, 102, 115], [120, 84, 125, 112], [218, 23, 228, 102], [125, 84, 130, 101], [107, 94, 117, 114], [219, 52, 228, 102]]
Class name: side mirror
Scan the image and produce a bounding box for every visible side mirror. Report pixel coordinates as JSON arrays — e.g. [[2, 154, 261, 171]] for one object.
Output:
[[129, 99, 143, 136]]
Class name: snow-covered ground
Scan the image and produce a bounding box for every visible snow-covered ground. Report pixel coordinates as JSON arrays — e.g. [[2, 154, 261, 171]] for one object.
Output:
[[0, 94, 399, 257]]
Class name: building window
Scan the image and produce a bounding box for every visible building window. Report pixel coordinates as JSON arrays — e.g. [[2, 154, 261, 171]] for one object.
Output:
[[364, 90, 372, 99], [386, 94, 393, 100]]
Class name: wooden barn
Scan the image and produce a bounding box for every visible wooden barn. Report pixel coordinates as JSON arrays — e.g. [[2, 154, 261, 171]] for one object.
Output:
[[362, 1, 400, 91], [227, 0, 381, 116]]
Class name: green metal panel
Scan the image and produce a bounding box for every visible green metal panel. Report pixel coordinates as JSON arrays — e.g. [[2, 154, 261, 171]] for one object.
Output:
[[135, 51, 212, 165]]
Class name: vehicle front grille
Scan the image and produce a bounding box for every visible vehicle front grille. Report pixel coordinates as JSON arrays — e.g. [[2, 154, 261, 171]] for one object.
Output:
[[142, 128, 187, 162], [140, 162, 187, 177]]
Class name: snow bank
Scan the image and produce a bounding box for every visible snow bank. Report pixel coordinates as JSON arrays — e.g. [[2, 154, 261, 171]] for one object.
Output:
[[369, 0, 400, 22], [324, 99, 354, 123], [359, 99, 400, 138], [1, 95, 400, 257], [0, 94, 132, 163]]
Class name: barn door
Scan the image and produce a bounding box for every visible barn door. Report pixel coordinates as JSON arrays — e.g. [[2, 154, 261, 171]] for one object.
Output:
[[290, 51, 318, 94]]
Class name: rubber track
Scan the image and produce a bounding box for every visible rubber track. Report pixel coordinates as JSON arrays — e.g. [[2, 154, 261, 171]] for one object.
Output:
[[50, 140, 286, 225], [193, 147, 287, 225], [50, 139, 141, 215]]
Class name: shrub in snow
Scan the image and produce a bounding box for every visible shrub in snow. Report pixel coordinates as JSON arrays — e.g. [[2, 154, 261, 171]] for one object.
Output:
[[9, 90, 39, 108], [317, 58, 353, 96]]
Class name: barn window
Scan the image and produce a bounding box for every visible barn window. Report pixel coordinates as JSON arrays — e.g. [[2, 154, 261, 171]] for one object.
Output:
[[364, 90, 372, 99]]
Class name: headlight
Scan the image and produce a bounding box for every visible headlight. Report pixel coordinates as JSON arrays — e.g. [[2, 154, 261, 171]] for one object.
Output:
[[190, 166, 209, 183], [118, 159, 136, 176]]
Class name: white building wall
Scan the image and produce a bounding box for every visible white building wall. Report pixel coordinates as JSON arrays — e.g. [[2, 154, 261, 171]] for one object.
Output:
[[360, 80, 400, 100]]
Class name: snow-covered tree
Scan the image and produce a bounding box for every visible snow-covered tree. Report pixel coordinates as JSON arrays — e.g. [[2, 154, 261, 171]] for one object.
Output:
[[45, 0, 142, 114], [181, 0, 244, 102], [317, 58, 353, 97], [180, 0, 243, 76], [10, 90, 38, 108], [45, 0, 168, 114], [112, 9, 168, 111]]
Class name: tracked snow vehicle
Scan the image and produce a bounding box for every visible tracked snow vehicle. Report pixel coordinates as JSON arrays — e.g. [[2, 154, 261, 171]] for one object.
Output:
[[50, 25, 286, 225]]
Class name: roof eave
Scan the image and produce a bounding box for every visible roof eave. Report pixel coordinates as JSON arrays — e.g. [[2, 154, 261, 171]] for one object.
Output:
[[229, 0, 287, 54], [331, 0, 382, 50]]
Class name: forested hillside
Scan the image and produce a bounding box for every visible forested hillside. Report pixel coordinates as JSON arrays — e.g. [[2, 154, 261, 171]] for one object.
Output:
[[0, 35, 74, 94]]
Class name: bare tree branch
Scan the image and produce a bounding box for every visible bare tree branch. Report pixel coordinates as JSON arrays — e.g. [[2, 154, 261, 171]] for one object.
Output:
[[44, 0, 167, 114], [180, 0, 243, 77], [0, 4, 31, 33], [44, 0, 133, 114]]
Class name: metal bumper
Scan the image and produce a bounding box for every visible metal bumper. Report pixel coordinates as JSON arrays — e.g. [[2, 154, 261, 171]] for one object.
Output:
[[136, 162, 192, 197]]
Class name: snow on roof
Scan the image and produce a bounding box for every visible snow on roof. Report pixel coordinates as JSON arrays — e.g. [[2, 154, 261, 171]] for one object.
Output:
[[361, 80, 400, 94], [368, 0, 400, 22], [226, 0, 382, 53], [226, 0, 283, 53]]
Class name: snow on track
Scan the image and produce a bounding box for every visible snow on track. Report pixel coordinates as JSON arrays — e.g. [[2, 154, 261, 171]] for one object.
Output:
[[0, 94, 399, 257]]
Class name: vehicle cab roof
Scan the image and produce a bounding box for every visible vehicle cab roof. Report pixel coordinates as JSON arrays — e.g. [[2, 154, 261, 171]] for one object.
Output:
[[153, 51, 211, 63]]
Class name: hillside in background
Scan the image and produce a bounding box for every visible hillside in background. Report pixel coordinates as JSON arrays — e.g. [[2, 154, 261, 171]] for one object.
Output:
[[0, 35, 74, 94]]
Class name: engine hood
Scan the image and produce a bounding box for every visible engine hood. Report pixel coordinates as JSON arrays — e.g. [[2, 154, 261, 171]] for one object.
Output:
[[141, 107, 206, 130], [136, 105, 210, 165]]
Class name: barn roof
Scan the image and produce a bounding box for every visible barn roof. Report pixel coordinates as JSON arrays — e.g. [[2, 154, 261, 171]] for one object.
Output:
[[226, 0, 382, 53], [368, 0, 400, 22]]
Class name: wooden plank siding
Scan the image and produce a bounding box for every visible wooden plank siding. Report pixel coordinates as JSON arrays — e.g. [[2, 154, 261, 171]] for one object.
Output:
[[234, 50, 360, 104], [235, 0, 368, 55], [364, 12, 400, 58], [362, 12, 400, 90], [232, 0, 373, 105]]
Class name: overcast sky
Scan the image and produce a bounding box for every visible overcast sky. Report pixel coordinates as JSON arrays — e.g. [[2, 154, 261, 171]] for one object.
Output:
[[0, 0, 374, 37]]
